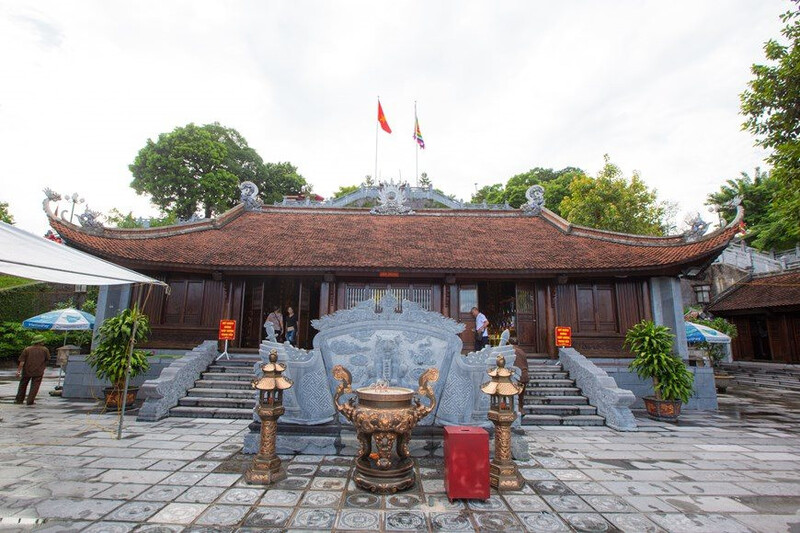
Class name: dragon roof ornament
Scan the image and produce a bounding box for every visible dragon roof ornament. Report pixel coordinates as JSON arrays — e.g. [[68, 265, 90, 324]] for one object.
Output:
[[684, 213, 711, 242], [520, 185, 545, 216], [239, 181, 264, 211], [370, 180, 415, 215]]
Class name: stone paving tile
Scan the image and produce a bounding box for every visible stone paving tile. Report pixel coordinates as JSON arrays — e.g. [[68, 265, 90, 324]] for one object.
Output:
[[94, 483, 151, 500], [34, 498, 125, 520], [194, 504, 250, 526], [5, 372, 800, 532], [137, 485, 190, 502], [104, 501, 166, 522], [147, 502, 207, 524]]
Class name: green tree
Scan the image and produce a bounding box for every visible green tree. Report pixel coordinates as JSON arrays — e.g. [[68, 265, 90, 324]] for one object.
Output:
[[740, 3, 800, 245], [418, 172, 432, 188], [560, 156, 674, 236], [259, 162, 307, 205], [472, 183, 506, 205], [130, 123, 306, 219], [333, 185, 360, 199], [0, 201, 13, 224], [105, 208, 177, 229], [706, 168, 794, 250], [471, 167, 583, 214]]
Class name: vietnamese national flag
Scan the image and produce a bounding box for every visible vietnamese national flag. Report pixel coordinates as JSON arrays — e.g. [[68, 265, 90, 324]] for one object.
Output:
[[377, 101, 392, 134]]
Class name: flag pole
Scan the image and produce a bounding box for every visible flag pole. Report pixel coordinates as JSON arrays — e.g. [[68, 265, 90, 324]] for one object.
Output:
[[415, 101, 419, 186], [375, 96, 379, 183]]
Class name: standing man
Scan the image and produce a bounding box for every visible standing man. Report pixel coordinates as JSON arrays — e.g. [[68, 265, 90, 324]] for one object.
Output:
[[284, 306, 298, 346], [265, 306, 284, 342], [15, 335, 50, 405], [471, 307, 490, 352]]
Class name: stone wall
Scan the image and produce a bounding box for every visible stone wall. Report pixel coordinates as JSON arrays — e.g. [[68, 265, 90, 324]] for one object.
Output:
[[593, 358, 718, 410], [62, 352, 183, 400], [558, 348, 637, 431], [137, 341, 219, 421]]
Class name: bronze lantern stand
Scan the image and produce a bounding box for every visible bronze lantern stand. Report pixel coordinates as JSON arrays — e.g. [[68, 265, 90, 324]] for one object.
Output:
[[481, 354, 525, 490], [245, 349, 293, 485]]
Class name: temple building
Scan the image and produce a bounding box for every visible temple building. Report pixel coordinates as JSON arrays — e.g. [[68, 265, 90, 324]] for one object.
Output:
[[707, 270, 800, 363], [44, 183, 743, 360]]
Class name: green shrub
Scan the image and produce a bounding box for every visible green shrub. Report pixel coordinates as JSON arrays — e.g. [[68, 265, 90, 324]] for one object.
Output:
[[0, 322, 92, 360], [86, 306, 151, 389], [625, 320, 694, 403]]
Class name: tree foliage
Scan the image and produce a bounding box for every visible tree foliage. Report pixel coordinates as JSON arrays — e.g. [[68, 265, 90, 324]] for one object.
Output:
[[105, 208, 177, 229], [0, 201, 13, 224], [560, 156, 675, 236], [740, 3, 800, 245], [129, 123, 306, 219], [471, 167, 583, 214], [333, 185, 360, 199], [706, 168, 794, 250]]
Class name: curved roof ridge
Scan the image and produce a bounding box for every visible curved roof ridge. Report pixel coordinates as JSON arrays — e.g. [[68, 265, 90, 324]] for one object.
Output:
[[539, 204, 744, 248]]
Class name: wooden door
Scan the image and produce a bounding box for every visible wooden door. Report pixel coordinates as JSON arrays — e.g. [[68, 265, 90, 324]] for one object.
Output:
[[516, 282, 547, 355], [516, 282, 537, 352], [457, 285, 478, 350], [242, 281, 264, 348]]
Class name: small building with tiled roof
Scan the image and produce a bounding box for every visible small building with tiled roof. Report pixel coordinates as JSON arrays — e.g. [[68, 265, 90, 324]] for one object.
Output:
[[707, 270, 800, 363], [43, 183, 744, 357]]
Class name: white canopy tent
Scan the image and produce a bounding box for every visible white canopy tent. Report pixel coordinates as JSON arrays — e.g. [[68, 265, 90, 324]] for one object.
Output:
[[0, 221, 163, 286], [0, 221, 167, 437]]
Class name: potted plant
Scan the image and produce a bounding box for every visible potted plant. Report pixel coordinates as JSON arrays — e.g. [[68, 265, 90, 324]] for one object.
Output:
[[625, 320, 694, 422], [86, 306, 151, 409]]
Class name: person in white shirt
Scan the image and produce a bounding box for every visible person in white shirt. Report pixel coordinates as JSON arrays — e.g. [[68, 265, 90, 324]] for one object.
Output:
[[471, 307, 490, 351]]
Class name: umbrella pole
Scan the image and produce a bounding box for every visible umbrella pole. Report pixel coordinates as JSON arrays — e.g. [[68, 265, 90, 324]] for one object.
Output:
[[116, 284, 149, 440]]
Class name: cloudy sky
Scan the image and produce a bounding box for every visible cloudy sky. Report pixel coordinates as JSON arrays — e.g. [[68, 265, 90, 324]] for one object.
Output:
[[0, 1, 786, 235]]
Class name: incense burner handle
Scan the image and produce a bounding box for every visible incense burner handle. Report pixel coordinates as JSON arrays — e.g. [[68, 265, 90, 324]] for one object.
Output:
[[413, 367, 439, 421], [332, 365, 355, 421]]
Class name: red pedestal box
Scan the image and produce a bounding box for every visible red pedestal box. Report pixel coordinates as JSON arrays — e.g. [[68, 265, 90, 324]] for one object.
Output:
[[443, 426, 490, 501]]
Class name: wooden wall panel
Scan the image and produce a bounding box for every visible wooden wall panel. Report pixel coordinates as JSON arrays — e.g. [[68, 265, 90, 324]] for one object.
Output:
[[201, 280, 224, 327], [555, 280, 650, 357], [768, 316, 791, 363], [729, 317, 752, 361]]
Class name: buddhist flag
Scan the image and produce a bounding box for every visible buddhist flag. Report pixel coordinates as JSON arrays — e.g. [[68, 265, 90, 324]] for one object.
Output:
[[414, 114, 425, 149], [378, 101, 392, 134]]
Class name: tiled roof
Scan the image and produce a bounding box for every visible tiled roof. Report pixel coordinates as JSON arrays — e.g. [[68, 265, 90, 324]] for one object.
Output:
[[707, 270, 800, 312], [48, 206, 741, 275]]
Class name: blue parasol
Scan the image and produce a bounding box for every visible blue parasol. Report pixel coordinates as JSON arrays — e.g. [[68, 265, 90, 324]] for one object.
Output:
[[23, 308, 95, 331], [685, 322, 731, 344]]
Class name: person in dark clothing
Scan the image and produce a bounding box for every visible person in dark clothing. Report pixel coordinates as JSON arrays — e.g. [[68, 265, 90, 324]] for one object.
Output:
[[285, 306, 298, 346], [15, 335, 50, 405]]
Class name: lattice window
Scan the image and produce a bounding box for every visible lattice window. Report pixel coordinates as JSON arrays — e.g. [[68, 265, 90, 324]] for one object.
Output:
[[344, 284, 433, 312]]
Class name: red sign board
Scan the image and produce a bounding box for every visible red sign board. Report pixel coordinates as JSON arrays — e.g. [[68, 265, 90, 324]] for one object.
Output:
[[379, 271, 401, 278], [555, 326, 572, 347], [219, 320, 236, 341]]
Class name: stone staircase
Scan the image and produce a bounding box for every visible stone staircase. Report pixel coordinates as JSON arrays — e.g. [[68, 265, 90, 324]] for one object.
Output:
[[168, 355, 607, 426], [169, 355, 259, 419], [719, 361, 800, 393], [521, 360, 605, 426]]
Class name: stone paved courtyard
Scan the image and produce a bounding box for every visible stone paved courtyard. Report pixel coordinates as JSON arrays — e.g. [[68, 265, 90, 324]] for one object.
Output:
[[2, 369, 800, 532]]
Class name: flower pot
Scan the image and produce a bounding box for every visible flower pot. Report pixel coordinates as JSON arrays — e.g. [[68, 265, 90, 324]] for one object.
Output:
[[714, 373, 734, 393], [643, 396, 682, 422], [103, 387, 138, 409]]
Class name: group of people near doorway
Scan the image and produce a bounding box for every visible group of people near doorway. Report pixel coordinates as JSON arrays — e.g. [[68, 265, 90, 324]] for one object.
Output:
[[264, 305, 298, 346]]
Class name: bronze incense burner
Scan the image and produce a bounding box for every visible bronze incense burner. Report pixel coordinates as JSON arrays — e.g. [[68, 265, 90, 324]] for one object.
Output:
[[332, 365, 439, 494]]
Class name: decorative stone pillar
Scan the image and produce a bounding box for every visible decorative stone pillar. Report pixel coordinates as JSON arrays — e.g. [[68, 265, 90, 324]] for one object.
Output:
[[481, 355, 524, 490], [245, 349, 293, 485]]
